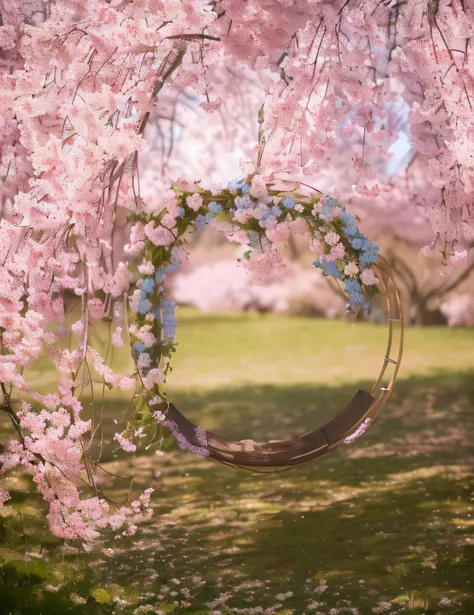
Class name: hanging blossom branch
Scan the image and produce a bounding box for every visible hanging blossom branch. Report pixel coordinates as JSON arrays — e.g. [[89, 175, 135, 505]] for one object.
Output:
[[240, 0, 474, 263], [0, 0, 218, 543]]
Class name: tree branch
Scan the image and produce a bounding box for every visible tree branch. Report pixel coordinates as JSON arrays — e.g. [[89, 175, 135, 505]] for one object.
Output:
[[0, 383, 25, 442], [426, 258, 474, 299], [387, 251, 418, 295]]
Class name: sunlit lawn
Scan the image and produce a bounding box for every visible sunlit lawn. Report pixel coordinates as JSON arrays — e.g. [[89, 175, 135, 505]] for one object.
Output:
[[1, 310, 474, 614]]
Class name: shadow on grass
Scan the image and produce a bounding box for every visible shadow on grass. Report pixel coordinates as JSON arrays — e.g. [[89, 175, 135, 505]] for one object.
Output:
[[1, 370, 474, 614]]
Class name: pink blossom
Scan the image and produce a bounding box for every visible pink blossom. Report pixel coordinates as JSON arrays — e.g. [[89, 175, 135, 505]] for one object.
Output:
[[247, 248, 285, 277], [360, 268, 378, 285], [200, 98, 222, 113], [329, 243, 346, 261], [152, 410, 166, 423], [186, 193, 203, 212], [227, 228, 249, 244], [233, 209, 252, 224], [137, 260, 155, 276], [144, 221, 175, 246], [114, 433, 136, 453], [87, 348, 136, 391], [0, 486, 11, 507], [98, 128, 145, 160], [122, 524, 137, 537], [266, 223, 290, 243], [0, 362, 26, 389], [142, 368, 165, 390], [448, 249, 468, 267], [137, 352, 151, 370], [249, 176, 268, 199], [134, 325, 156, 347], [110, 263, 131, 298], [112, 327, 124, 348]]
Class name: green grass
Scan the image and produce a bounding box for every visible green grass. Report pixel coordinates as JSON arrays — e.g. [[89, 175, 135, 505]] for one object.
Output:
[[1, 310, 474, 614]]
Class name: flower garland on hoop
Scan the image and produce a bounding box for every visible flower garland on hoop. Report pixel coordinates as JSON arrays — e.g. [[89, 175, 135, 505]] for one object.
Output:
[[122, 176, 379, 454]]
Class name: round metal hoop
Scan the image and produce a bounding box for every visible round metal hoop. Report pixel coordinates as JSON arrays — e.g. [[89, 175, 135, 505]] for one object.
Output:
[[162, 256, 403, 473]]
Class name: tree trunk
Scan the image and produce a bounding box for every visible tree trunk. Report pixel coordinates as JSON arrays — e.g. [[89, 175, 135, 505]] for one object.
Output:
[[409, 298, 446, 326]]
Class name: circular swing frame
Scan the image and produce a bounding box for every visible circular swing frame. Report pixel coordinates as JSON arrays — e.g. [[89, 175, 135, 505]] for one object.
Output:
[[163, 257, 403, 473]]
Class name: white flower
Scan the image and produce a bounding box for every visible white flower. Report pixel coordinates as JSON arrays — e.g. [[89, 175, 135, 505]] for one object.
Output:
[[137, 352, 151, 369], [344, 262, 359, 277], [138, 259, 154, 275], [142, 368, 165, 390], [249, 175, 268, 199], [153, 410, 166, 423], [324, 231, 340, 246]]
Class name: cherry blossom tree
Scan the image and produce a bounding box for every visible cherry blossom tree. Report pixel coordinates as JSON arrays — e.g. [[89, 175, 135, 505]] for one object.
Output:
[[1, 0, 474, 543]]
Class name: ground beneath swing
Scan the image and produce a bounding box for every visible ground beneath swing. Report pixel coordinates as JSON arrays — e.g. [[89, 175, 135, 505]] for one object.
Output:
[[1, 310, 474, 615]]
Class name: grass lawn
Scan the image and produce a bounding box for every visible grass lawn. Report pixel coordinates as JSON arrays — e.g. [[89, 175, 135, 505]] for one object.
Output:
[[1, 310, 474, 615]]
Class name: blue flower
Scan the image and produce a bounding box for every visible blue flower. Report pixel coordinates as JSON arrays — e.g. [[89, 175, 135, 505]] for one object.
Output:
[[248, 231, 260, 250], [344, 279, 361, 293], [350, 237, 363, 250], [271, 205, 282, 217], [134, 341, 147, 354], [235, 195, 252, 209], [341, 211, 356, 226], [195, 216, 206, 231], [228, 179, 249, 193], [320, 204, 337, 222], [360, 241, 378, 266], [155, 255, 182, 284], [162, 300, 177, 339], [322, 195, 337, 207], [349, 290, 365, 304], [138, 298, 152, 314], [312, 259, 323, 270], [343, 223, 358, 237], [282, 197, 295, 209], [208, 201, 222, 214], [322, 260, 342, 279], [195, 213, 215, 230], [177, 207, 185, 218], [141, 278, 155, 295], [155, 267, 167, 283]]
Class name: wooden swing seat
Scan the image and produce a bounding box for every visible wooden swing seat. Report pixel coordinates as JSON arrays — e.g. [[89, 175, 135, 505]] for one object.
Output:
[[165, 389, 375, 472]]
